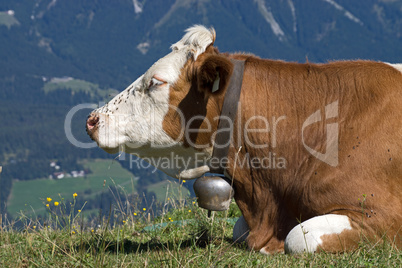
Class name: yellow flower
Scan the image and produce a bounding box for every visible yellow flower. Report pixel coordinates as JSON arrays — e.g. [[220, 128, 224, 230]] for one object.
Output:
[[54, 202, 59, 206], [168, 217, 171, 220], [123, 220, 126, 223], [47, 197, 52, 202], [46, 204, 49, 208], [91, 229, 94, 233], [143, 208, 146, 211], [78, 210, 81, 213], [192, 201, 195, 205], [167, 198, 170, 201], [133, 212, 137, 216], [73, 193, 77, 198], [188, 210, 191, 213], [183, 180, 186, 183], [33, 226, 36, 229], [72, 231, 75, 234]]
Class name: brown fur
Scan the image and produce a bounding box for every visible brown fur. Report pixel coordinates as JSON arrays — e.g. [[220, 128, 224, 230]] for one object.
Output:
[[162, 46, 233, 148], [162, 49, 402, 253]]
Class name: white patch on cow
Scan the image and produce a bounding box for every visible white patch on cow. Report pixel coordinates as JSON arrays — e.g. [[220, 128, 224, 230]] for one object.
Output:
[[284, 214, 352, 254], [92, 26, 215, 177], [233, 216, 250, 243], [171, 25, 215, 60], [385, 63, 402, 73], [259, 247, 271, 255]]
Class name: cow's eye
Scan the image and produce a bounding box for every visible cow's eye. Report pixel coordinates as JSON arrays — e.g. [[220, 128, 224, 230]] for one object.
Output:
[[149, 77, 166, 88]]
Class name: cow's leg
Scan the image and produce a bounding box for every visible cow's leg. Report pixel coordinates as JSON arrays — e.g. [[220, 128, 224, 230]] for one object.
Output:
[[284, 214, 365, 254], [233, 216, 249, 243]]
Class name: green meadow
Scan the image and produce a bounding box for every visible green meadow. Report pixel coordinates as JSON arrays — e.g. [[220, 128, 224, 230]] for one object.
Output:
[[7, 159, 136, 217], [0, 196, 399, 267], [43, 78, 118, 99], [146, 180, 190, 202], [7, 159, 189, 218]]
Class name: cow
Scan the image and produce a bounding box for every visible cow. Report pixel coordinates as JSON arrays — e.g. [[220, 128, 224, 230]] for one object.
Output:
[[86, 25, 402, 254]]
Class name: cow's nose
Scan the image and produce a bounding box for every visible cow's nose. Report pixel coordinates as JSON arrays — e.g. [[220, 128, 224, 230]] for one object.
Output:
[[86, 114, 99, 132]]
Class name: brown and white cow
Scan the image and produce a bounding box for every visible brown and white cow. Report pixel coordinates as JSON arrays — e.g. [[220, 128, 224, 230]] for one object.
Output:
[[87, 25, 402, 254]]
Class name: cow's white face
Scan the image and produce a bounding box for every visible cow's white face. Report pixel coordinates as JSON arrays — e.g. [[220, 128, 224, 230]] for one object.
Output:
[[87, 26, 229, 178], [91, 49, 189, 153]]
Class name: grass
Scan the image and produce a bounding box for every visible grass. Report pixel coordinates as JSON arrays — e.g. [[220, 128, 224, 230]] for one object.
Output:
[[7, 159, 190, 218], [0, 194, 400, 267], [147, 180, 190, 202], [4, 161, 400, 266], [7, 159, 137, 217]]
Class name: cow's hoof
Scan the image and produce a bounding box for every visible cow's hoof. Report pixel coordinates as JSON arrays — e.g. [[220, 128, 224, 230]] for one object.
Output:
[[233, 216, 249, 243]]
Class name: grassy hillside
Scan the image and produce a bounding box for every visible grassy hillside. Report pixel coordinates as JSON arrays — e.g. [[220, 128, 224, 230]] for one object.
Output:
[[7, 159, 137, 217], [0, 194, 399, 267], [7, 159, 189, 218], [147, 180, 190, 202], [43, 78, 118, 99]]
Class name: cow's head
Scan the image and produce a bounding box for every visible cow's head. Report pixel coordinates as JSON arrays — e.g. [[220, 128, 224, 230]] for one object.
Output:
[[86, 25, 234, 178]]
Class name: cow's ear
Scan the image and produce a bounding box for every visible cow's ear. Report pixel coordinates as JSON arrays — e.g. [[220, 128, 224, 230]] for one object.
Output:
[[195, 53, 233, 96]]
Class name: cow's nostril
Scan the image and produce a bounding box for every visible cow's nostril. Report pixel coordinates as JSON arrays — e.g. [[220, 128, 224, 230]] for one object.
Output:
[[86, 115, 99, 131]]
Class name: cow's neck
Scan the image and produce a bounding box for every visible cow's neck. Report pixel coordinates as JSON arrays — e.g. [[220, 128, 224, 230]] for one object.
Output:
[[209, 59, 245, 174], [177, 59, 246, 180]]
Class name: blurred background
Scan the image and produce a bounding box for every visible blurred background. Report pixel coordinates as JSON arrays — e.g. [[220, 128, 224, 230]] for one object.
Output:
[[1, 0, 401, 221]]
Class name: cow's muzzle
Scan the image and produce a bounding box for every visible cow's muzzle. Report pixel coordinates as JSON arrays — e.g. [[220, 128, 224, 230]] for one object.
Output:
[[86, 113, 99, 139]]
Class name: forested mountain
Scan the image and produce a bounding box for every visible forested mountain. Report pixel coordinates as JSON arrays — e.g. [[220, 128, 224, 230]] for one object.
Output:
[[1, 0, 401, 216]]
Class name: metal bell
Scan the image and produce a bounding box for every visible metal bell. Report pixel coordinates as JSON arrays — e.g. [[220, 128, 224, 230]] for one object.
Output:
[[193, 176, 235, 211]]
